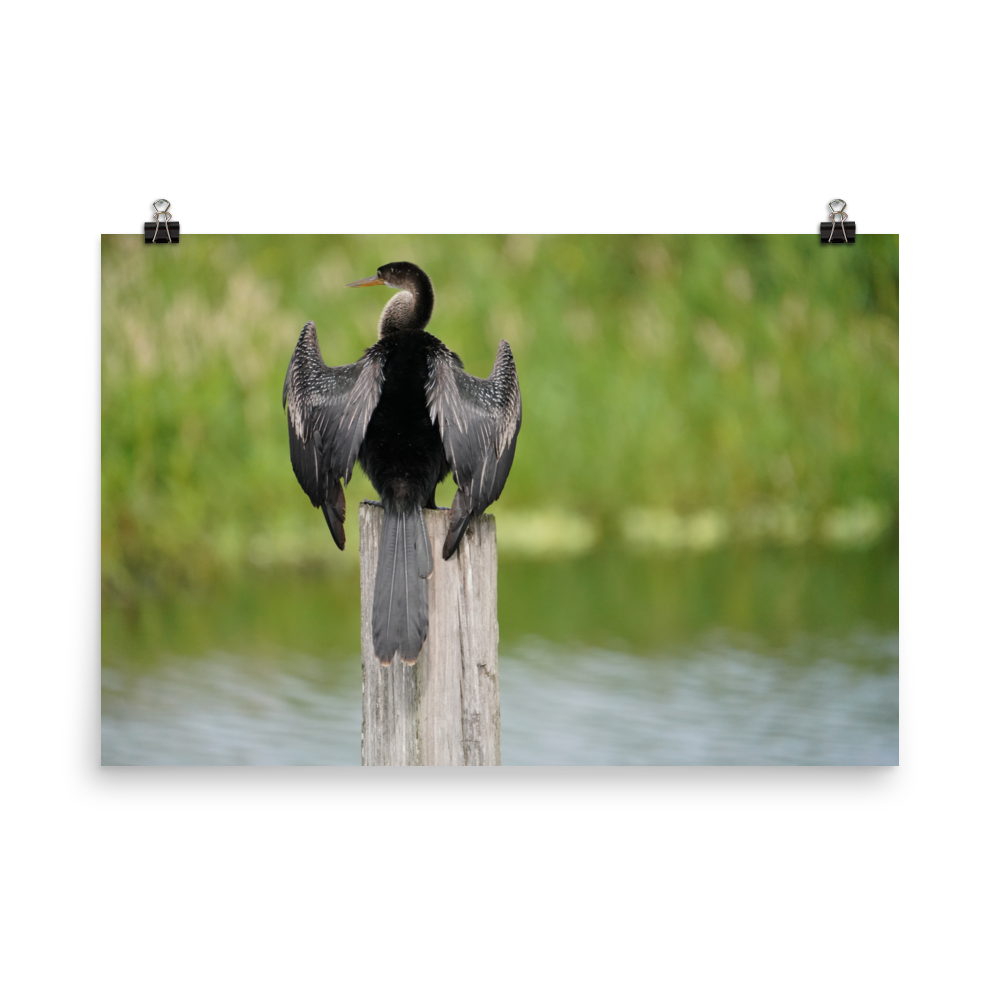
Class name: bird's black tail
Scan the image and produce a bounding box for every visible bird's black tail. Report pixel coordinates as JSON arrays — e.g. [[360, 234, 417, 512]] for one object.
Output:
[[372, 502, 433, 665]]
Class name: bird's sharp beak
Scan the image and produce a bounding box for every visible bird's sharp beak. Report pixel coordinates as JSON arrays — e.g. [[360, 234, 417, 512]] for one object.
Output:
[[346, 275, 385, 288]]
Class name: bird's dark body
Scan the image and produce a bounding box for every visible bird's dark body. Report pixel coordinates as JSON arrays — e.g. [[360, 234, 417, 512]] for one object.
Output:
[[283, 261, 521, 665], [358, 332, 451, 511]]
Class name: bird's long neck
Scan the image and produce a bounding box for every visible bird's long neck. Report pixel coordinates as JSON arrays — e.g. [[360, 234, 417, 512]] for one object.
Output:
[[378, 272, 434, 337]]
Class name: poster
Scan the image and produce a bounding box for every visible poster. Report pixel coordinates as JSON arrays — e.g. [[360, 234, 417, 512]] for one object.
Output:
[[102, 234, 898, 765]]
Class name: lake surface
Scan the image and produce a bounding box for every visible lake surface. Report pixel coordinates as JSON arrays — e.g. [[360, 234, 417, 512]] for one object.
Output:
[[102, 545, 898, 765]]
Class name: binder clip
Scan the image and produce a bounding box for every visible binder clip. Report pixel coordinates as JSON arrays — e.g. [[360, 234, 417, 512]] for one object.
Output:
[[820, 199, 855, 243], [144, 199, 180, 243]]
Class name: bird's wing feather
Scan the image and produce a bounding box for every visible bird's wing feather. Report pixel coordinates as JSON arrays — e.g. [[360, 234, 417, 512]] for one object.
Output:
[[283, 322, 384, 509], [426, 339, 521, 514]]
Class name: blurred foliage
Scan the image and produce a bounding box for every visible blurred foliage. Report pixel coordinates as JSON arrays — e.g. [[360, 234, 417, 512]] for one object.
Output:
[[101, 234, 897, 595]]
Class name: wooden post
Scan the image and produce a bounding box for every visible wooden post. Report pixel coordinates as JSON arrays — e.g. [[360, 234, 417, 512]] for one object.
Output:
[[359, 505, 501, 766]]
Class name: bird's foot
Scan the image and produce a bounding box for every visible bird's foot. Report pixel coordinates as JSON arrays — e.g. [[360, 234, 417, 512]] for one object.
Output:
[[361, 499, 384, 508]]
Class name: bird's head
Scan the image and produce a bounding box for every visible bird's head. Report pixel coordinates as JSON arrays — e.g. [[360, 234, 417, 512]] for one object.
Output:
[[346, 261, 425, 292], [347, 262, 434, 335]]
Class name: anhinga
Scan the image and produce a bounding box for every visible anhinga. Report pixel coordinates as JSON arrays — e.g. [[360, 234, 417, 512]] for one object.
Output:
[[283, 261, 522, 665]]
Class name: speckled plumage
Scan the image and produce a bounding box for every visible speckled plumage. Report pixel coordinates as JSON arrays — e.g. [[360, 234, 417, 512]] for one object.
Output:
[[283, 261, 521, 664]]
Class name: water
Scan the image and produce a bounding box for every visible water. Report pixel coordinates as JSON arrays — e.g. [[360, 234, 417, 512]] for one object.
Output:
[[102, 652, 362, 766], [101, 635, 896, 765], [102, 546, 898, 765], [500, 634, 896, 765]]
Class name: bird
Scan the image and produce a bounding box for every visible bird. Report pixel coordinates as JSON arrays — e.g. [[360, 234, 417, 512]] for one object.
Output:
[[283, 261, 522, 666]]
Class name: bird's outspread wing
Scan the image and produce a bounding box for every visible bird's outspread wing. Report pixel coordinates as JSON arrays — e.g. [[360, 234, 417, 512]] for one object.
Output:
[[283, 322, 384, 548], [426, 339, 521, 559]]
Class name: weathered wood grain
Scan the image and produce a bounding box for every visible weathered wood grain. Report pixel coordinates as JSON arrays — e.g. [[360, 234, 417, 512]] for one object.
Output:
[[360, 505, 501, 766]]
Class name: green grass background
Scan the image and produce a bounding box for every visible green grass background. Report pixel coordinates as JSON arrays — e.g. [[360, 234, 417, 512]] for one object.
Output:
[[101, 234, 898, 596]]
